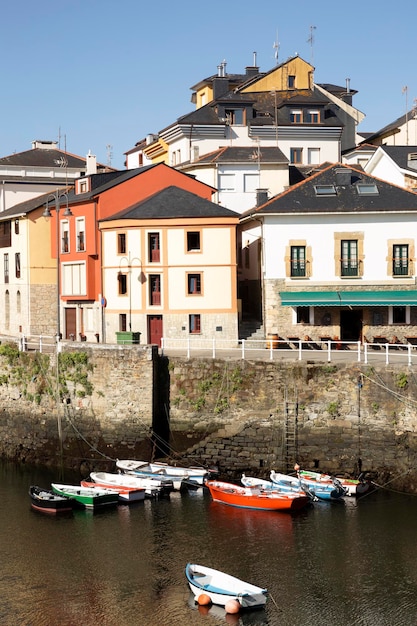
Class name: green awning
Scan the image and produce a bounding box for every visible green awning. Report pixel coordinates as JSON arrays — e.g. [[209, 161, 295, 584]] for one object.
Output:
[[279, 290, 417, 307]]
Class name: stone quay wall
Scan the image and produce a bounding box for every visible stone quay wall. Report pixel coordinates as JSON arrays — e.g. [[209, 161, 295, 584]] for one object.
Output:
[[0, 342, 416, 491]]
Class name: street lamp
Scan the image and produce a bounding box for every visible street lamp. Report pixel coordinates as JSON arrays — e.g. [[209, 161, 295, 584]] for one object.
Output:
[[42, 189, 72, 479], [118, 252, 142, 331], [43, 190, 73, 346]]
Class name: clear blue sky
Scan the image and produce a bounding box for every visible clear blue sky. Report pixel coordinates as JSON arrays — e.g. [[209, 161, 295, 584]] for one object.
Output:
[[3, 1, 417, 169]]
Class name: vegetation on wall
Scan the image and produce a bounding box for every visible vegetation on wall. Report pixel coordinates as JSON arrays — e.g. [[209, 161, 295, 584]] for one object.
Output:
[[0, 344, 94, 403], [172, 363, 245, 414]]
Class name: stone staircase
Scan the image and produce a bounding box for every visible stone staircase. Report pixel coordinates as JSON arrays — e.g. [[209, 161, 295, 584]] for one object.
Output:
[[238, 318, 265, 341]]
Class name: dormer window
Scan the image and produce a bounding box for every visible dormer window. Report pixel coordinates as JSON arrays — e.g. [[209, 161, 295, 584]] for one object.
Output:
[[305, 110, 320, 123], [77, 178, 90, 194], [225, 108, 244, 125], [290, 110, 302, 123]]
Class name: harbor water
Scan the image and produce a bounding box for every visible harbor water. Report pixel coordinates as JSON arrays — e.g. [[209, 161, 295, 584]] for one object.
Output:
[[1, 461, 417, 626]]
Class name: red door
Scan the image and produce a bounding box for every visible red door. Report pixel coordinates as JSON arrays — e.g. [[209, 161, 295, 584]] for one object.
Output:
[[65, 308, 77, 340], [148, 315, 163, 347]]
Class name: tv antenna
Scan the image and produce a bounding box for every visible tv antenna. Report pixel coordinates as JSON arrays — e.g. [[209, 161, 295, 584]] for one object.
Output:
[[307, 25, 317, 63], [273, 30, 280, 65], [106, 144, 113, 168]]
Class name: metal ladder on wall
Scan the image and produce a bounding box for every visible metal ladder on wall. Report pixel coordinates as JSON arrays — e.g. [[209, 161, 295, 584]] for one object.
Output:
[[283, 390, 298, 473]]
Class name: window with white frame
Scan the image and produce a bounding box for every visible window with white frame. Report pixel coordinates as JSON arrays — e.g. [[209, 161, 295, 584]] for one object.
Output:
[[219, 174, 235, 192], [308, 148, 320, 165], [76, 217, 86, 252], [62, 262, 86, 296], [243, 174, 259, 192], [61, 221, 70, 253]]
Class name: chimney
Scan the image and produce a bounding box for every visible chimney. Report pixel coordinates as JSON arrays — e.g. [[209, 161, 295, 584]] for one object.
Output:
[[256, 188, 269, 206], [212, 77, 229, 99], [335, 167, 352, 186], [86, 150, 97, 176], [32, 140, 57, 150]]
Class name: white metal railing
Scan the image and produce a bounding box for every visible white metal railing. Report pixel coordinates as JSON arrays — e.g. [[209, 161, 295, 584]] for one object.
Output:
[[160, 336, 417, 365], [1, 334, 415, 365]]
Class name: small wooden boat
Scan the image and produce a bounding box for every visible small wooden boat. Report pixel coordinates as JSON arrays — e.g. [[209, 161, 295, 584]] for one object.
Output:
[[51, 483, 119, 510], [241, 474, 312, 499], [116, 459, 209, 490], [80, 480, 145, 503], [89, 471, 168, 498], [270, 470, 346, 501], [29, 485, 73, 514], [298, 469, 371, 496], [206, 480, 310, 511], [185, 563, 268, 608]]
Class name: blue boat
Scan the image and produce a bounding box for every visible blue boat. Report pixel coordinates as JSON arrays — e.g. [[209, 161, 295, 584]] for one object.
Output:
[[270, 470, 346, 501]]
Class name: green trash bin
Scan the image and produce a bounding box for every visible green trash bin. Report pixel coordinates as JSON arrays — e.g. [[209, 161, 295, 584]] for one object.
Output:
[[116, 331, 141, 344]]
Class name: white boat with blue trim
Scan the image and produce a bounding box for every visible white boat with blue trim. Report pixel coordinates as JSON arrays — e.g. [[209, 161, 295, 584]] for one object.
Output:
[[185, 563, 268, 609]]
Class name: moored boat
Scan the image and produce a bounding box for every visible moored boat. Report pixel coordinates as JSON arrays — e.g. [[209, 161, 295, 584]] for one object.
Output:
[[80, 480, 145, 503], [29, 485, 73, 514], [270, 470, 346, 501], [298, 469, 371, 496], [51, 483, 119, 509], [185, 563, 268, 608], [206, 480, 310, 511], [89, 471, 170, 498], [240, 474, 310, 496], [116, 459, 210, 490]]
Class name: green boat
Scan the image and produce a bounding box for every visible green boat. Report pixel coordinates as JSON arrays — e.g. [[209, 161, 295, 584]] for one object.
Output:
[[51, 483, 118, 509]]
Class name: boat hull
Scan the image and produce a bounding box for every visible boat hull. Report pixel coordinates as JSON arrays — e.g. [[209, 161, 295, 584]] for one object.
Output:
[[90, 471, 170, 497], [80, 480, 145, 502], [29, 486, 73, 514], [116, 459, 208, 490], [206, 480, 309, 511], [185, 563, 267, 608], [51, 483, 119, 509]]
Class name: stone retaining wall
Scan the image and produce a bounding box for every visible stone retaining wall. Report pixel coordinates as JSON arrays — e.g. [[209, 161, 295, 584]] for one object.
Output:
[[0, 343, 416, 491]]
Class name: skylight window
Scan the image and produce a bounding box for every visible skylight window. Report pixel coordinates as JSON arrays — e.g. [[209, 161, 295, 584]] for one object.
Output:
[[314, 184, 337, 196], [356, 183, 379, 195]]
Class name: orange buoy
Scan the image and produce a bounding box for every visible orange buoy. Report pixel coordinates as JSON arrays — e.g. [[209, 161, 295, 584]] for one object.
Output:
[[197, 593, 212, 606], [225, 599, 240, 614]]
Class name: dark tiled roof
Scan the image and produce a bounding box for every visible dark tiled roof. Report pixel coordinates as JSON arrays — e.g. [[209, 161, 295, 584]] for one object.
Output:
[[65, 166, 157, 202], [379, 145, 417, 172], [0, 148, 87, 169], [361, 109, 417, 143], [101, 186, 239, 221], [317, 83, 358, 96], [244, 163, 417, 217], [191, 146, 288, 165]]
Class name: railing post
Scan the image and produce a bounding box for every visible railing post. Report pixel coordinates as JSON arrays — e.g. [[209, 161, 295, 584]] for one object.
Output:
[[187, 337, 190, 359], [270, 341, 273, 360], [212, 337, 216, 359], [385, 343, 389, 365], [241, 339, 245, 360], [327, 340, 331, 362], [298, 339, 302, 361], [39, 336, 43, 353], [408, 344, 412, 367], [364, 342, 368, 364], [357, 341, 361, 362]]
